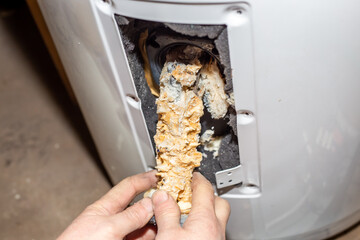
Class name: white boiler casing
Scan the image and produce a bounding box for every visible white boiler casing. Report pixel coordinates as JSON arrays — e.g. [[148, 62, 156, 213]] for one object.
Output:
[[37, 0, 360, 239]]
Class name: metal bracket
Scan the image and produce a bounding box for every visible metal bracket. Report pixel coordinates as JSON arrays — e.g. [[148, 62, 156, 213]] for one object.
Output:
[[215, 165, 243, 189]]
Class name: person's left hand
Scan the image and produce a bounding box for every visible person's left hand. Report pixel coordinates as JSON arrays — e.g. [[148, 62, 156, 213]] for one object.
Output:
[[57, 171, 158, 240]]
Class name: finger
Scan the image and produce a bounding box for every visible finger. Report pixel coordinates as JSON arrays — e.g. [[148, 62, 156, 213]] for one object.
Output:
[[93, 170, 157, 214], [215, 196, 230, 231], [111, 198, 154, 237], [125, 224, 157, 240], [152, 190, 181, 233], [189, 172, 216, 216]]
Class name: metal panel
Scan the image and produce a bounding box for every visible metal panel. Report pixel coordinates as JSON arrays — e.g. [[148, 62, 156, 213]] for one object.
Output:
[[38, 0, 360, 239]]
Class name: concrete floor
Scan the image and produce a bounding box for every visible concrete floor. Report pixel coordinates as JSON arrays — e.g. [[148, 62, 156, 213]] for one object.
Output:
[[0, 4, 359, 240], [0, 6, 110, 240]]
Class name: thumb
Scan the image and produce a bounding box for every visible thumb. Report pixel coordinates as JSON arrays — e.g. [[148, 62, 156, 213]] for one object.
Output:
[[152, 190, 181, 232], [111, 198, 153, 237]]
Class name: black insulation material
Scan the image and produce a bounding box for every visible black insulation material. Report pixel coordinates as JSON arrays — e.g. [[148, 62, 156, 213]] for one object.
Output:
[[165, 23, 225, 39], [115, 15, 240, 183]]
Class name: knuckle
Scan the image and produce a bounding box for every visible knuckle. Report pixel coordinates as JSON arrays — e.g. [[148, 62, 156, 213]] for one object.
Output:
[[157, 202, 178, 216], [154, 200, 180, 221], [194, 205, 215, 216], [198, 179, 214, 193], [203, 178, 214, 188], [123, 176, 137, 195], [100, 220, 118, 237], [190, 210, 215, 224], [84, 202, 110, 215], [123, 205, 148, 227]]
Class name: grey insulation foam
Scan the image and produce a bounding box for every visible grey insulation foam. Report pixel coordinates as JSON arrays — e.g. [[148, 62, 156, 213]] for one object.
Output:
[[115, 15, 239, 184], [116, 16, 160, 149], [214, 29, 233, 93], [165, 23, 225, 39]]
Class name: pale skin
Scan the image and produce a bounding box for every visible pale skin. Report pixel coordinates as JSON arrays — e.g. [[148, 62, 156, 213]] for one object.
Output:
[[58, 171, 230, 240]]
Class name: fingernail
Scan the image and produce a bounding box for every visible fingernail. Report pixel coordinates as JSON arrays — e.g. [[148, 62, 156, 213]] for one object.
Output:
[[152, 190, 168, 205], [140, 198, 153, 213]]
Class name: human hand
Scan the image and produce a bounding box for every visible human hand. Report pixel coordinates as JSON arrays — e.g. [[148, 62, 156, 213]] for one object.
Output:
[[57, 171, 158, 240], [152, 172, 230, 240]]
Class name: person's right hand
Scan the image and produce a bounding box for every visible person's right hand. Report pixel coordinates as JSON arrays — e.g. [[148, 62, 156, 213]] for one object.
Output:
[[152, 172, 230, 240]]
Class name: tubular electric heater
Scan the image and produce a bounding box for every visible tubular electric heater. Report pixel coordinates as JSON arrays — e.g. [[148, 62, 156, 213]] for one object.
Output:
[[37, 0, 360, 239]]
